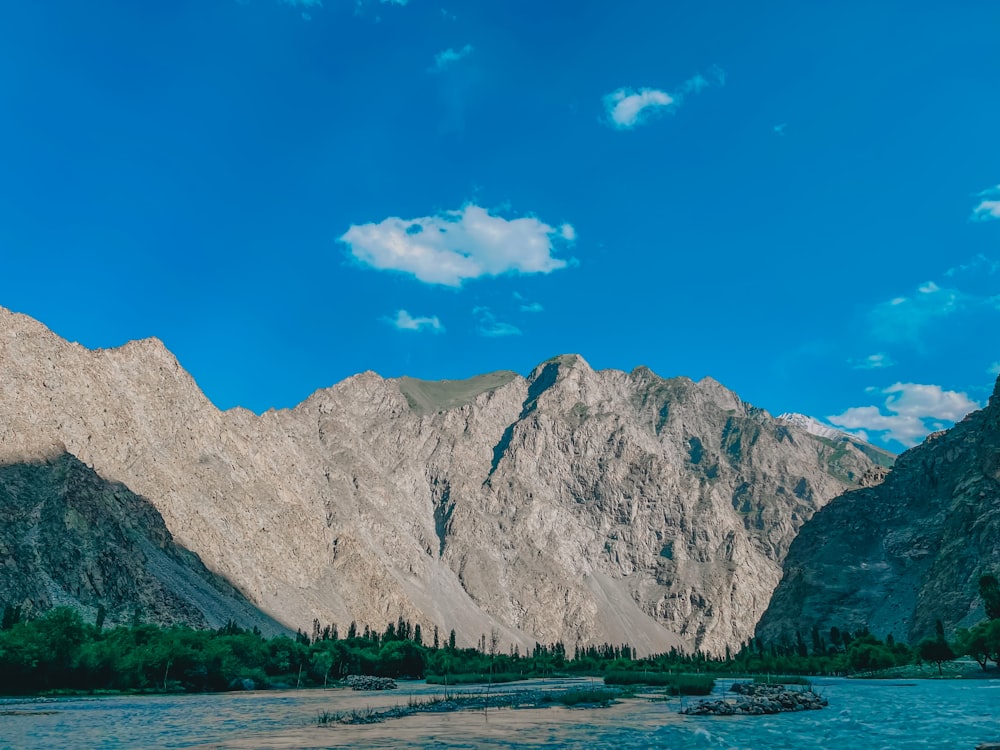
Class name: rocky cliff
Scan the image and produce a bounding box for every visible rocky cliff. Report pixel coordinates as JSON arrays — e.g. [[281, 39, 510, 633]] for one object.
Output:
[[757, 377, 1000, 644], [0, 307, 886, 653], [0, 451, 286, 633]]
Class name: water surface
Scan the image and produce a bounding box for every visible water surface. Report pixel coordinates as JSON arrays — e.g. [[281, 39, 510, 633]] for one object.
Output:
[[2, 677, 997, 749]]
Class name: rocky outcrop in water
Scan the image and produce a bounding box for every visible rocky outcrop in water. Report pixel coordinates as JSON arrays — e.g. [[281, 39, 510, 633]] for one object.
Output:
[[681, 682, 827, 715], [0, 452, 285, 633], [0, 306, 889, 653], [757, 377, 1000, 644]]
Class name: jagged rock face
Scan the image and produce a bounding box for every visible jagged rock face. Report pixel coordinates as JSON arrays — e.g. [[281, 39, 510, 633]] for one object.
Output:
[[0, 308, 885, 653], [757, 377, 1000, 644], [0, 452, 286, 633]]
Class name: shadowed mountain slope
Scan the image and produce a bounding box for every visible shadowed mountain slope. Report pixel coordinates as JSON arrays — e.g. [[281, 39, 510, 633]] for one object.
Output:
[[0, 452, 287, 634], [757, 377, 1000, 644]]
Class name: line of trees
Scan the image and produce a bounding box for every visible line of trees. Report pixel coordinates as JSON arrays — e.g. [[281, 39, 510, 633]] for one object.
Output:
[[1, 572, 996, 695]]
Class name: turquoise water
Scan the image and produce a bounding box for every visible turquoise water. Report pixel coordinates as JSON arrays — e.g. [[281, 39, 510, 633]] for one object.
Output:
[[1, 677, 997, 749]]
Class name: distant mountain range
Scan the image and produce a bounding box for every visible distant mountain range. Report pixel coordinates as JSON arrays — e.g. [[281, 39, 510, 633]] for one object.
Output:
[[0, 306, 893, 653], [776, 412, 854, 442], [776, 412, 895, 473]]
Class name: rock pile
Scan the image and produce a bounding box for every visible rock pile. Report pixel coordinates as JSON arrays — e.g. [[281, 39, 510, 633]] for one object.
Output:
[[345, 675, 397, 691], [681, 682, 827, 716]]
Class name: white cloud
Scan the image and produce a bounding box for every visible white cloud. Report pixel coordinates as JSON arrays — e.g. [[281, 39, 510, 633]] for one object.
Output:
[[604, 88, 675, 129], [852, 352, 894, 370], [870, 281, 962, 343], [281, 0, 322, 6], [386, 309, 443, 333], [382, 0, 408, 4], [973, 201, 1000, 221], [945, 254, 999, 277], [431, 44, 473, 72], [972, 184, 1000, 221], [520, 301, 544, 313], [341, 204, 574, 287], [989, 362, 1000, 376], [828, 383, 979, 448], [473, 307, 520, 337], [773, 123, 787, 136], [603, 67, 724, 130]]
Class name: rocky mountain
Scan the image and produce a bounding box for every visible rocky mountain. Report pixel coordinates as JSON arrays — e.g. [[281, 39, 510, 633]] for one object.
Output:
[[757, 377, 1000, 644], [0, 451, 286, 633], [776, 413, 895, 471], [0, 306, 887, 653], [776, 413, 851, 442]]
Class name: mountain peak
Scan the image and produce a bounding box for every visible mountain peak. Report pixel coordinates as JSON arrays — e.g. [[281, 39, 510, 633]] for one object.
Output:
[[776, 412, 852, 441]]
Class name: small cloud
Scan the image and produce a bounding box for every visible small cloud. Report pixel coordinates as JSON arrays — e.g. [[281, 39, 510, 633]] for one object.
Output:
[[382, 0, 408, 4], [828, 383, 979, 448], [431, 43, 473, 72], [945, 254, 999, 278], [559, 223, 576, 241], [972, 184, 1000, 221], [440, 7, 456, 20], [603, 67, 724, 131], [341, 204, 574, 287], [473, 307, 521, 337], [280, 0, 322, 6], [973, 201, 1000, 221], [989, 362, 1000, 376], [870, 281, 962, 344], [851, 352, 895, 370], [603, 88, 675, 129], [385, 309, 444, 333], [773, 123, 787, 136], [681, 74, 709, 94], [520, 302, 544, 313]]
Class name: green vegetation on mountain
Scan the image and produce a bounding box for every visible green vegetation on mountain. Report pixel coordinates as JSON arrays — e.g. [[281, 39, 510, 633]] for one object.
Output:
[[396, 371, 518, 414]]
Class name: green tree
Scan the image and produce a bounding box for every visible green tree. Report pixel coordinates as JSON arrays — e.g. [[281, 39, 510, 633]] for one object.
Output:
[[917, 621, 956, 676], [979, 574, 1000, 620], [956, 620, 1000, 671]]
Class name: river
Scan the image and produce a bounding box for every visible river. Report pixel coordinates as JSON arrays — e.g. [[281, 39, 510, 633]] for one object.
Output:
[[2, 677, 997, 749]]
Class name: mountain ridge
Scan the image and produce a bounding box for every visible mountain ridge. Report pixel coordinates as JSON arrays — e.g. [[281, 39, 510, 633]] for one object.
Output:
[[0, 306, 887, 653]]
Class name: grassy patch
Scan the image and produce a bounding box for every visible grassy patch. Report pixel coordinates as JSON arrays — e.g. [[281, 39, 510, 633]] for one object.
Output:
[[425, 672, 527, 685], [603, 671, 714, 695], [546, 688, 616, 707], [317, 707, 380, 725]]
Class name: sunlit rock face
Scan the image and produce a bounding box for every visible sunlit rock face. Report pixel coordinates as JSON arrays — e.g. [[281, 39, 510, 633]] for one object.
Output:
[[757, 377, 1000, 644], [0, 307, 886, 654]]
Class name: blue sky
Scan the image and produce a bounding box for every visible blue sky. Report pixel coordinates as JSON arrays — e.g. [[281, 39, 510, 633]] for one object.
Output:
[[1, 1, 998, 452]]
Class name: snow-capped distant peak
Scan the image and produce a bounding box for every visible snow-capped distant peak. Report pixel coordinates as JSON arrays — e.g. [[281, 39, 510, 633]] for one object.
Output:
[[776, 412, 853, 441]]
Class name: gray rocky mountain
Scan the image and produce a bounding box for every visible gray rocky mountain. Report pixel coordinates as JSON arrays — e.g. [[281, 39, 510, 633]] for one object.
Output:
[[0, 306, 887, 653], [0, 451, 286, 633], [757, 376, 1000, 644]]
